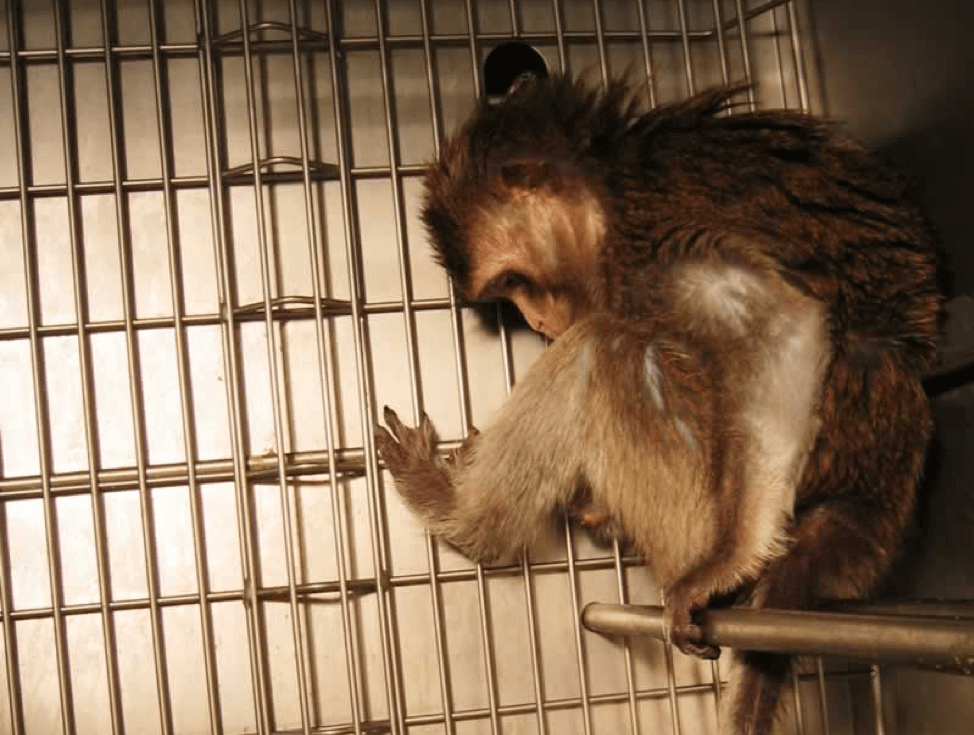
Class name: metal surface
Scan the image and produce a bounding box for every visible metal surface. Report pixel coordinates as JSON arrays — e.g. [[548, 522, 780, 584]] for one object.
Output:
[[0, 1, 914, 734], [581, 604, 974, 675]]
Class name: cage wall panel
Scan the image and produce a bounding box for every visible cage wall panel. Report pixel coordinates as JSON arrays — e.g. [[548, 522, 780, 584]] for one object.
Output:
[[0, 1, 907, 735]]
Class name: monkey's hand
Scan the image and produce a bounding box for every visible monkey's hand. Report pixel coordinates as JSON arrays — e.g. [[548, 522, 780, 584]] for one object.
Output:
[[378, 408, 518, 564], [376, 407, 458, 526], [663, 581, 721, 660]]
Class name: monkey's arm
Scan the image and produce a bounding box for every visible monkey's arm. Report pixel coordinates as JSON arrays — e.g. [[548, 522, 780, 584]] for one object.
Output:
[[376, 314, 712, 567], [376, 321, 598, 564]]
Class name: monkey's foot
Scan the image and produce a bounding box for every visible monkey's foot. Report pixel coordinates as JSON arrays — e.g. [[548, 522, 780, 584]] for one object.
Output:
[[664, 585, 721, 660]]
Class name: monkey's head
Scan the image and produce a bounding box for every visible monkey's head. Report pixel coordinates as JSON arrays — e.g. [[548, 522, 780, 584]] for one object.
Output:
[[421, 75, 638, 338]]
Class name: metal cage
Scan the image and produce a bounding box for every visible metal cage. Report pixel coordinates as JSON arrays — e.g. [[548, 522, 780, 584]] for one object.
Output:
[[0, 1, 968, 734]]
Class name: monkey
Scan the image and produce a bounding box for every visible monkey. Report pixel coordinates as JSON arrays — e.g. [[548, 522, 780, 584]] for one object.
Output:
[[375, 73, 941, 735]]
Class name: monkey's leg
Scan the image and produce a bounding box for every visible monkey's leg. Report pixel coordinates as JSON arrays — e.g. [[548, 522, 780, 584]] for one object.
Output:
[[723, 365, 931, 735], [722, 502, 890, 735]]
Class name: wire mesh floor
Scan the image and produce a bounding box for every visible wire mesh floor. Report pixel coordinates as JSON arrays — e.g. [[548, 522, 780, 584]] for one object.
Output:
[[0, 1, 890, 734]]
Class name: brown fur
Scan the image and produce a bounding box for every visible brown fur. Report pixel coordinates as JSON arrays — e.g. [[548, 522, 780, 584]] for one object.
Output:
[[377, 74, 942, 735]]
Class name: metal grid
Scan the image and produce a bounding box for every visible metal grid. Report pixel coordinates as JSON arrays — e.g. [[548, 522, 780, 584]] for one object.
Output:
[[0, 1, 887, 734]]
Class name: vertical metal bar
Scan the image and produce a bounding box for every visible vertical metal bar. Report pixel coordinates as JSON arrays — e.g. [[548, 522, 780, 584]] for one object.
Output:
[[322, 0, 407, 731], [733, 0, 755, 107], [709, 657, 722, 724], [787, 0, 810, 111], [143, 0, 223, 731], [458, 4, 504, 733], [590, 0, 608, 81], [791, 661, 806, 734], [53, 0, 128, 731], [550, 0, 567, 72], [470, 475, 499, 732], [816, 659, 832, 735], [374, 0, 462, 730], [871, 665, 887, 735], [193, 1, 273, 730], [608, 561, 640, 735], [634, 0, 657, 103], [661, 597, 684, 735], [232, 0, 315, 730], [508, 0, 520, 36], [0, 19, 24, 735], [415, 1, 464, 731], [372, 5, 420, 421], [710, 0, 731, 84], [517, 554, 551, 735], [283, 3, 365, 733], [770, 6, 789, 107], [675, 0, 696, 95], [3, 6, 47, 735], [562, 515, 594, 735], [0, 506, 22, 735], [12, 0, 80, 731], [462, 0, 482, 93], [92, 0, 175, 729]]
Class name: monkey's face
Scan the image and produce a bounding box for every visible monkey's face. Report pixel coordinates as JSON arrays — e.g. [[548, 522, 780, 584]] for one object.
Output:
[[479, 273, 577, 338], [421, 95, 609, 339], [445, 188, 606, 339]]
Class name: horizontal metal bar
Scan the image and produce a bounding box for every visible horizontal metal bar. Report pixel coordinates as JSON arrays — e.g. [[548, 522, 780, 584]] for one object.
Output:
[[2, 555, 646, 619], [0, 578, 379, 623], [380, 663, 868, 734], [273, 668, 774, 735], [0, 296, 456, 342], [0, 446, 370, 498], [0, 0, 799, 68], [275, 666, 871, 735], [825, 600, 974, 620], [582, 603, 974, 675], [0, 162, 428, 201], [0, 27, 768, 68]]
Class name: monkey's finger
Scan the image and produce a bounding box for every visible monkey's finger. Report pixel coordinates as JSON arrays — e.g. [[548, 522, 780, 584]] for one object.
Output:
[[677, 635, 721, 660], [383, 406, 406, 438], [419, 412, 439, 450], [374, 425, 392, 455], [667, 610, 720, 660], [375, 425, 405, 467]]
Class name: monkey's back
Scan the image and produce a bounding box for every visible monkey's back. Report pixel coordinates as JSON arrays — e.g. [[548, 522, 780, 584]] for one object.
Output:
[[624, 112, 939, 575], [613, 105, 942, 375]]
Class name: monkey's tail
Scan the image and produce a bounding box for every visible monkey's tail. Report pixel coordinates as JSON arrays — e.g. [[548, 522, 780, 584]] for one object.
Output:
[[722, 650, 791, 735]]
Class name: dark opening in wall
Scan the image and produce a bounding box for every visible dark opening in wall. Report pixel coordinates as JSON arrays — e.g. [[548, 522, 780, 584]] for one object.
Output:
[[484, 42, 549, 98]]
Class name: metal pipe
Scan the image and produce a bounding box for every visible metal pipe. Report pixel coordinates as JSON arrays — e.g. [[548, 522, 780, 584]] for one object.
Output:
[[582, 603, 974, 675]]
